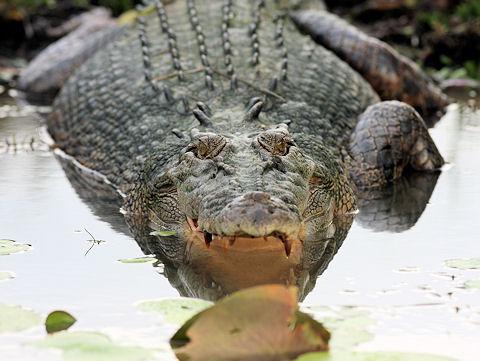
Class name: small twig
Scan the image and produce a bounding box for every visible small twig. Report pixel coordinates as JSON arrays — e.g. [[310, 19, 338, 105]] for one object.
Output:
[[153, 67, 286, 102], [212, 69, 287, 102], [154, 67, 206, 81], [84, 228, 103, 256]]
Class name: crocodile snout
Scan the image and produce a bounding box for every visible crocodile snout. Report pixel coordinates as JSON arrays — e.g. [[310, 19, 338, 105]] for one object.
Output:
[[198, 191, 302, 240]]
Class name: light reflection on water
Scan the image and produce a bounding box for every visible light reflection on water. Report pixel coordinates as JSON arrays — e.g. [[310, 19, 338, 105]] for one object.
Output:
[[1, 92, 480, 359]]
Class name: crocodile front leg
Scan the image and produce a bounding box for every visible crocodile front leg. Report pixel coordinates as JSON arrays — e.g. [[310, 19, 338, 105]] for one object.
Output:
[[290, 10, 449, 125], [343, 101, 444, 187]]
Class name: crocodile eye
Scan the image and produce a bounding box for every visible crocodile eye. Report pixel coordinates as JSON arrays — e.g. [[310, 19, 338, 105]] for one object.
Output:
[[186, 134, 227, 159], [257, 132, 295, 156]]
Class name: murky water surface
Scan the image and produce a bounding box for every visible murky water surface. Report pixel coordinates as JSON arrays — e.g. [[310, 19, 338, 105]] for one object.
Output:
[[1, 86, 479, 360]]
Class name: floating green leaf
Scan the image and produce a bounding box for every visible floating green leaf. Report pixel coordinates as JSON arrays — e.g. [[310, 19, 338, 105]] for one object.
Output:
[[295, 351, 456, 361], [465, 280, 480, 289], [45, 311, 77, 334], [118, 257, 157, 264], [0, 271, 14, 280], [445, 258, 480, 270], [306, 307, 375, 351], [0, 239, 31, 255], [29, 331, 161, 361], [170, 285, 330, 361], [137, 298, 212, 324], [0, 303, 42, 333], [149, 231, 177, 236]]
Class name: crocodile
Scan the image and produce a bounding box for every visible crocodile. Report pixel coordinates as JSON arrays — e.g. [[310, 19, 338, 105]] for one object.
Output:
[[47, 0, 447, 257]]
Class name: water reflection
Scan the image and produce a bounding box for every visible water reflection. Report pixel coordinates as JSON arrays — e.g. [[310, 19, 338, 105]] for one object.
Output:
[[58, 153, 440, 301], [356, 171, 440, 232]]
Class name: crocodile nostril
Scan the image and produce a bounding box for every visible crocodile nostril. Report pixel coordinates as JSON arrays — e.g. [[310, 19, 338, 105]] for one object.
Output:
[[243, 191, 271, 202]]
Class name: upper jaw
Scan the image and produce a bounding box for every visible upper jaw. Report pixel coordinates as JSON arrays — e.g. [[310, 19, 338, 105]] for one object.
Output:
[[186, 216, 299, 257]]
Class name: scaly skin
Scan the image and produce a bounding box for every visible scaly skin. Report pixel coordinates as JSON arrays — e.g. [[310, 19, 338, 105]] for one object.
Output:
[[47, 0, 443, 253]]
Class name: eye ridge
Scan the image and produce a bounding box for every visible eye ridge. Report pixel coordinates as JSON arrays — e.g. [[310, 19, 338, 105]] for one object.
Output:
[[258, 132, 295, 156], [186, 134, 227, 159]]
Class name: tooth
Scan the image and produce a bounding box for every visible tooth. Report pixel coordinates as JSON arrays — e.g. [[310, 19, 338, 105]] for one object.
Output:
[[222, 239, 227, 253], [228, 236, 236, 246], [205, 232, 212, 248], [187, 217, 200, 232], [283, 238, 292, 258], [264, 236, 268, 242]]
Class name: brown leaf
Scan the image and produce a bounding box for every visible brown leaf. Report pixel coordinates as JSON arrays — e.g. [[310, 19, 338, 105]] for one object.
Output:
[[170, 285, 329, 361]]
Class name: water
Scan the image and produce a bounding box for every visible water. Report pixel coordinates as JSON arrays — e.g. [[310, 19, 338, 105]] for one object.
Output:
[[1, 85, 479, 360]]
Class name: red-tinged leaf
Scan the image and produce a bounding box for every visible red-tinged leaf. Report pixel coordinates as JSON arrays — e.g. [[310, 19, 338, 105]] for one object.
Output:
[[170, 285, 330, 361]]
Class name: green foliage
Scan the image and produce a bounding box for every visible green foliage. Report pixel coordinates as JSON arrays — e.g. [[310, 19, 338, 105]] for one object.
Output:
[[0, 271, 14, 280], [420, 1, 480, 32], [456, 0, 480, 22], [4, 0, 137, 15], [0, 239, 31, 255], [465, 280, 480, 289], [118, 256, 157, 263], [464, 60, 480, 79], [96, 0, 136, 15], [137, 298, 213, 324], [445, 257, 480, 269], [4, 0, 55, 13], [45, 311, 77, 334], [0, 303, 42, 333], [419, 12, 450, 32], [295, 351, 457, 361], [29, 331, 161, 361], [149, 230, 177, 236], [436, 57, 480, 80]]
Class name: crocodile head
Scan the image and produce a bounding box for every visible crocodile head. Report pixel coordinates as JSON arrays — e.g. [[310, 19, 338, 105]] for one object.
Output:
[[127, 123, 356, 256]]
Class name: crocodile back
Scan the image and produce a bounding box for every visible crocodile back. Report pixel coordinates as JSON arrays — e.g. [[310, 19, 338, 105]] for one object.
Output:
[[48, 0, 379, 191]]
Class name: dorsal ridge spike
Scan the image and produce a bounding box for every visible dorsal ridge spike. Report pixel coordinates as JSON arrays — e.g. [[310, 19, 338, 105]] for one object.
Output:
[[163, 85, 175, 103], [268, 76, 278, 92], [247, 97, 262, 109], [171, 128, 185, 138], [244, 101, 264, 121], [192, 108, 212, 126], [195, 102, 211, 116]]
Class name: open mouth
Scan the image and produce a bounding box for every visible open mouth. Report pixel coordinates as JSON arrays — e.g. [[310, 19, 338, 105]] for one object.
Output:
[[186, 216, 294, 257]]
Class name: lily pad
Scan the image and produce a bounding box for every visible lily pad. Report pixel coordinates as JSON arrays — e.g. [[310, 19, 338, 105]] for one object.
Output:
[[295, 351, 457, 361], [0, 239, 31, 255], [465, 280, 480, 289], [149, 231, 177, 236], [29, 331, 160, 361], [0, 271, 14, 280], [0, 303, 42, 333], [445, 258, 480, 270], [305, 307, 375, 351], [170, 285, 330, 361], [46, 311, 77, 334], [118, 257, 157, 264], [137, 298, 212, 324]]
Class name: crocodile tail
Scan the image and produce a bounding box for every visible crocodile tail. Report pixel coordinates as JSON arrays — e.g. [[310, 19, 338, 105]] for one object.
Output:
[[291, 10, 450, 125]]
